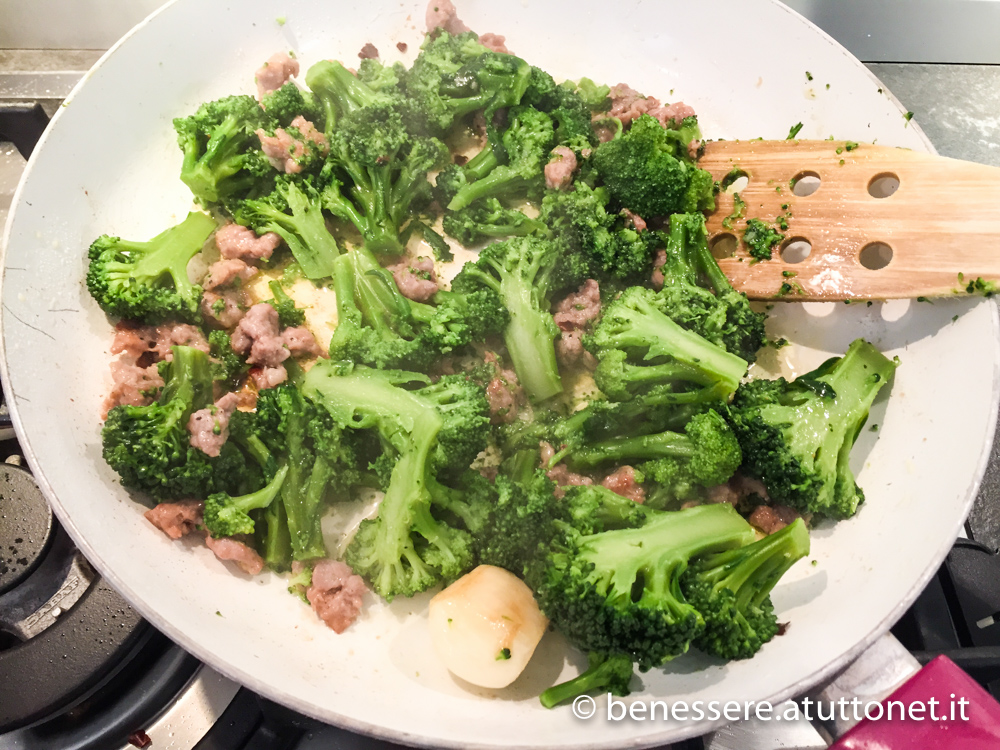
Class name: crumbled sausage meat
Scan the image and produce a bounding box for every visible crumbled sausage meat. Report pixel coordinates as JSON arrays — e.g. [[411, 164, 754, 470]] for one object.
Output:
[[205, 535, 265, 575], [204, 259, 257, 290], [201, 289, 247, 329], [111, 322, 209, 363], [358, 42, 379, 59], [215, 224, 281, 262], [555, 329, 597, 370], [231, 303, 290, 368], [553, 279, 601, 369], [281, 326, 325, 358], [748, 504, 802, 535], [104, 361, 165, 415], [705, 483, 740, 506], [388, 256, 439, 303], [307, 560, 367, 633], [426, 0, 470, 34], [541, 441, 593, 497], [622, 208, 647, 233], [249, 365, 288, 390], [553, 279, 601, 330], [187, 392, 240, 458], [600, 466, 646, 504], [144, 501, 204, 540], [544, 146, 577, 191], [602, 83, 698, 130], [650, 248, 667, 290], [478, 33, 509, 54], [255, 52, 300, 100], [484, 351, 525, 424], [256, 116, 328, 174]]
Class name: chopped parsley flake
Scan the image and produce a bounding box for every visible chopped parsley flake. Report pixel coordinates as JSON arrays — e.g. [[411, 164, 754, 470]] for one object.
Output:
[[496, 648, 512, 661]]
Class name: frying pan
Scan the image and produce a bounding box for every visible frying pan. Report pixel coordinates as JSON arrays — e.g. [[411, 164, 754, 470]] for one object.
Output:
[[2, 0, 998, 746]]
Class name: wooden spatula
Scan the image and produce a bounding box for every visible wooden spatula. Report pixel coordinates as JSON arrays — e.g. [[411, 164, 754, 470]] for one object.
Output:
[[699, 139, 1000, 300]]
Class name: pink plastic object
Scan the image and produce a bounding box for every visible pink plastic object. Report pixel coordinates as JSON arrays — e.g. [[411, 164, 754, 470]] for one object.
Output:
[[830, 655, 1000, 749]]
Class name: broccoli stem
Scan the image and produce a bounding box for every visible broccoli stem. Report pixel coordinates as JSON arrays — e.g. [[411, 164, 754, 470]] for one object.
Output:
[[447, 168, 527, 211], [251, 182, 341, 279], [539, 652, 634, 708], [695, 518, 810, 611], [593, 289, 748, 396], [110, 212, 217, 307], [159, 344, 216, 416], [503, 282, 563, 401], [263, 496, 293, 570], [569, 429, 695, 468], [463, 145, 499, 181]]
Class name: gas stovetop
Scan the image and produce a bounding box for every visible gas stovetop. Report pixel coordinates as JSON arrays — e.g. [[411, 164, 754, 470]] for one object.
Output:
[[3, 51, 1000, 750]]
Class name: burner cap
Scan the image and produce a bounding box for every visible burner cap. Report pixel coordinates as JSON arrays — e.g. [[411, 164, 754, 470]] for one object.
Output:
[[0, 462, 53, 596]]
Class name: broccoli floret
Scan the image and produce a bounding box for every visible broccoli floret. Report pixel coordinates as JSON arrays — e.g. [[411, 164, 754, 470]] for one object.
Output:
[[208, 329, 248, 388], [173, 95, 273, 205], [413, 288, 510, 354], [233, 176, 341, 280], [569, 407, 740, 482], [591, 113, 714, 217], [356, 58, 406, 95], [305, 59, 401, 135], [539, 182, 656, 280], [287, 562, 313, 602], [328, 247, 507, 369], [521, 67, 596, 149], [102, 346, 246, 499], [203, 463, 290, 538], [726, 339, 897, 518], [475, 461, 648, 578], [318, 102, 449, 254], [586, 286, 749, 399], [260, 82, 323, 128], [86, 212, 216, 324], [742, 218, 784, 262], [264, 279, 306, 327], [447, 106, 555, 211], [574, 78, 612, 112], [539, 652, 634, 709], [593, 349, 718, 402], [402, 34, 530, 136], [452, 236, 590, 401], [442, 197, 547, 245], [655, 213, 767, 362], [302, 361, 490, 599], [682, 518, 810, 659], [253, 383, 363, 560], [529, 502, 756, 670]]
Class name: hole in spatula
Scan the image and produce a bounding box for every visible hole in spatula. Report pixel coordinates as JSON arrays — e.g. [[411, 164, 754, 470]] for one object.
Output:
[[721, 169, 749, 194], [860, 242, 893, 270], [780, 237, 812, 263], [791, 171, 820, 197], [868, 173, 900, 199], [710, 233, 738, 259]]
